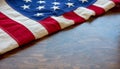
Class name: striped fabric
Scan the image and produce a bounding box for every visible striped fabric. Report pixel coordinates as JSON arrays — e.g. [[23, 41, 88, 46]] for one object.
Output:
[[0, 0, 120, 54]]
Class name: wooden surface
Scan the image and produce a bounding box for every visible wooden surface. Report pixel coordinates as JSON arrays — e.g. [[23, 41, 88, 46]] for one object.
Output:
[[0, 7, 120, 69]]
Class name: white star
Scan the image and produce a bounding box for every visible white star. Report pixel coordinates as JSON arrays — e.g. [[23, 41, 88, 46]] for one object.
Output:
[[80, 0, 88, 3], [34, 13, 44, 17], [52, 2, 60, 5], [51, 6, 60, 11], [37, 0, 46, 4], [66, 2, 74, 8], [36, 6, 45, 10], [21, 4, 30, 10], [23, 0, 32, 3]]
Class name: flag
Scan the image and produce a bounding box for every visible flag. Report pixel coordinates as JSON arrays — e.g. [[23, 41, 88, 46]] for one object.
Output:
[[0, 0, 120, 54]]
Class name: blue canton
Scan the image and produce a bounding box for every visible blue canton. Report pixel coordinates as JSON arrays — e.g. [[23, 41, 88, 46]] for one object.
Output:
[[6, 0, 97, 21]]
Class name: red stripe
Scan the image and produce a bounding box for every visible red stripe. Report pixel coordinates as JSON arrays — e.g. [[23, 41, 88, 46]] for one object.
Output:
[[112, 0, 120, 5], [0, 12, 35, 45], [39, 17, 61, 34], [63, 12, 86, 24], [87, 5, 105, 16]]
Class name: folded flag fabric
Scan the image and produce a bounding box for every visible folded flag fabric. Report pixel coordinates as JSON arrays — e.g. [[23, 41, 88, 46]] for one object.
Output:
[[0, 0, 120, 54]]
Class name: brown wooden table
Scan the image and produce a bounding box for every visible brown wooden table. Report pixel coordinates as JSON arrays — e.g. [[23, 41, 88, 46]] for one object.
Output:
[[0, 7, 120, 69]]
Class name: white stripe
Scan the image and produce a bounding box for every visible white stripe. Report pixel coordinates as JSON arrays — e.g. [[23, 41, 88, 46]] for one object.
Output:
[[51, 16, 74, 29], [0, 29, 19, 54], [74, 7, 95, 20], [0, 0, 48, 39], [93, 0, 115, 11]]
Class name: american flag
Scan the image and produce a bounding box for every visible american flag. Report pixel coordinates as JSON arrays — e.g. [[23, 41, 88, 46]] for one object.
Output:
[[0, 0, 119, 54]]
